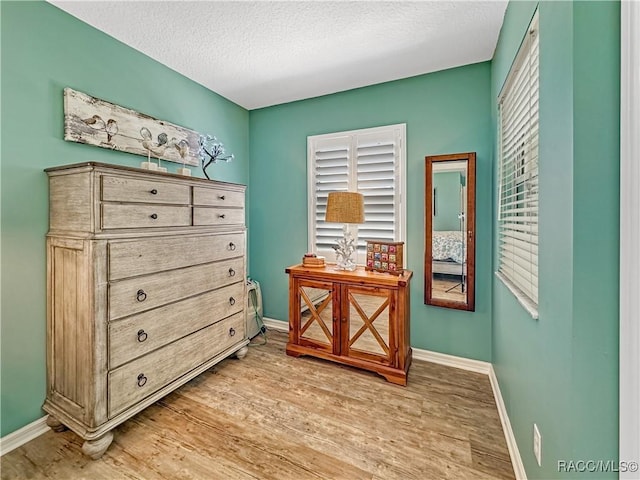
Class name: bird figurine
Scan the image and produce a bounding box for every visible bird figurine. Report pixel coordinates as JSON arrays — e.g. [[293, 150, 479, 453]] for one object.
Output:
[[175, 139, 190, 161], [140, 127, 152, 139], [140, 127, 155, 155], [139, 128, 178, 168], [157, 132, 168, 148]]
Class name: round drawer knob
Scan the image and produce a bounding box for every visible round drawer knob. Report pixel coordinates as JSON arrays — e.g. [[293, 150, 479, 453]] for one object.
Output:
[[229, 327, 236, 337], [150, 213, 158, 220], [228, 267, 236, 277], [218, 214, 226, 219], [137, 373, 147, 387], [150, 189, 158, 195], [219, 195, 226, 200], [137, 329, 148, 342], [228, 242, 236, 251], [229, 297, 236, 306], [136, 289, 147, 302]]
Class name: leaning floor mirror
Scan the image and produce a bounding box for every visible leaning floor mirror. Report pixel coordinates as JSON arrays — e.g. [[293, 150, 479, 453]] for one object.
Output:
[[425, 152, 476, 311]]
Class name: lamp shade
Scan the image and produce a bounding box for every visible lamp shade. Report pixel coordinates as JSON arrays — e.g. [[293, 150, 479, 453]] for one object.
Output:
[[325, 191, 365, 224]]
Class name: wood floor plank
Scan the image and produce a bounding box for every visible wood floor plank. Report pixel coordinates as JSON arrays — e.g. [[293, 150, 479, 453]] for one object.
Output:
[[1, 330, 514, 480], [130, 397, 372, 480]]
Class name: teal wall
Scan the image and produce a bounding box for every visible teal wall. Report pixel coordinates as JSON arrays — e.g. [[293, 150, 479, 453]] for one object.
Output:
[[570, 2, 620, 467], [249, 63, 493, 360], [491, 2, 620, 478], [0, 1, 249, 437], [433, 171, 463, 232]]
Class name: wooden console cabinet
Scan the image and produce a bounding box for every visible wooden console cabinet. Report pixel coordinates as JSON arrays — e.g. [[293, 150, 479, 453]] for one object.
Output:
[[44, 162, 249, 459], [285, 264, 412, 385]]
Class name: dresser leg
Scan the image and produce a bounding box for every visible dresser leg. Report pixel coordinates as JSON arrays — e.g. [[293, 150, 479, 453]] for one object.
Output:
[[82, 431, 114, 460], [46, 415, 68, 432], [235, 345, 249, 359]]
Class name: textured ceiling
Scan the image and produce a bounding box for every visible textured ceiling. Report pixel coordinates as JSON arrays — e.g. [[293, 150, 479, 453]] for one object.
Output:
[[49, 1, 507, 110]]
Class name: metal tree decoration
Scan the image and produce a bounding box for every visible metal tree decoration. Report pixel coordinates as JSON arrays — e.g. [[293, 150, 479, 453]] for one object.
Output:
[[198, 134, 234, 180]]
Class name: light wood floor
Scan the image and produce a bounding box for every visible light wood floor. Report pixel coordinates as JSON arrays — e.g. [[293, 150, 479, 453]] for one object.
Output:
[[432, 275, 466, 303], [1, 330, 514, 480]]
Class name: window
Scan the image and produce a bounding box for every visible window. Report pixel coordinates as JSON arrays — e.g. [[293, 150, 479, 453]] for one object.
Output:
[[308, 124, 406, 264], [497, 10, 539, 316]]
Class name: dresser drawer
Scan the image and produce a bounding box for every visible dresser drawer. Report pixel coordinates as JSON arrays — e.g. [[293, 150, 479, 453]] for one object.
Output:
[[108, 312, 245, 417], [109, 232, 245, 280], [193, 187, 244, 207], [109, 258, 244, 320], [193, 207, 245, 226], [109, 283, 244, 368], [101, 204, 191, 229], [102, 175, 190, 204]]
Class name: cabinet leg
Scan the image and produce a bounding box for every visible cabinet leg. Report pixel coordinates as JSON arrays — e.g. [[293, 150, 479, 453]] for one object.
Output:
[[285, 344, 304, 357], [46, 415, 67, 432], [81, 431, 114, 460], [380, 372, 408, 386], [235, 345, 249, 360]]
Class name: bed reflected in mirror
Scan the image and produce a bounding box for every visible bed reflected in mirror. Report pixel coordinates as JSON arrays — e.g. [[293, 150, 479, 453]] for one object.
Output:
[[425, 152, 475, 311]]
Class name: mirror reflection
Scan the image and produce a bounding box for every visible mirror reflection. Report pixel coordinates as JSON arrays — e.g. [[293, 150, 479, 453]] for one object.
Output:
[[425, 152, 476, 311], [348, 292, 390, 357], [299, 285, 333, 346]]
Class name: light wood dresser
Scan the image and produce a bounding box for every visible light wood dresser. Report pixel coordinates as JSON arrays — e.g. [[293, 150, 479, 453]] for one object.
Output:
[[285, 264, 412, 385], [43, 162, 249, 459]]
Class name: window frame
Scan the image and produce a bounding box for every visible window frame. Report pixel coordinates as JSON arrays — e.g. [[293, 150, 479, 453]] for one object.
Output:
[[496, 9, 540, 318], [307, 123, 406, 266]]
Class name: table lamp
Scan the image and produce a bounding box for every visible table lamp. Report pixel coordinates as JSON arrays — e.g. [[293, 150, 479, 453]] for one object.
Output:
[[325, 191, 365, 271]]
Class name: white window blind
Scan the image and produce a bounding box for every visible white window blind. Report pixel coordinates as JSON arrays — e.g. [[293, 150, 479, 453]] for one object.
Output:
[[308, 124, 406, 264], [498, 10, 539, 310], [311, 136, 350, 254]]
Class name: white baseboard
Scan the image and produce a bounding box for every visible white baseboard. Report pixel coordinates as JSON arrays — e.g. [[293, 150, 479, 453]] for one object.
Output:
[[263, 317, 288, 332], [0, 415, 49, 456], [266, 316, 525, 477], [412, 347, 492, 375], [489, 366, 527, 480]]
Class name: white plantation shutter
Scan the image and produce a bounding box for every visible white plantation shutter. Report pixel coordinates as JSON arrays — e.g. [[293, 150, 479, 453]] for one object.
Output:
[[308, 124, 405, 264], [497, 10, 539, 311], [312, 136, 350, 252], [356, 133, 398, 248]]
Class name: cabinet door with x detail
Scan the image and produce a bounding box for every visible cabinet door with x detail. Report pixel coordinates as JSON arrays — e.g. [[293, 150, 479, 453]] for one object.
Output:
[[342, 284, 396, 366], [292, 279, 337, 354]]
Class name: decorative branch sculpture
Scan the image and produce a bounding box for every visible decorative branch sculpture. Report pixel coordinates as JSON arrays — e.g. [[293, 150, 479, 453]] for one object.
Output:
[[332, 229, 357, 270], [198, 134, 234, 180]]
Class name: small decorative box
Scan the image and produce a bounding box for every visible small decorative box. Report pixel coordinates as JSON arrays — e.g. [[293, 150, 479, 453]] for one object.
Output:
[[302, 252, 326, 268], [365, 240, 404, 275]]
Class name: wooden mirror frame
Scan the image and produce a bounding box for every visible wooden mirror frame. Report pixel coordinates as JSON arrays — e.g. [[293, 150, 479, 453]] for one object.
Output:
[[424, 152, 476, 311]]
